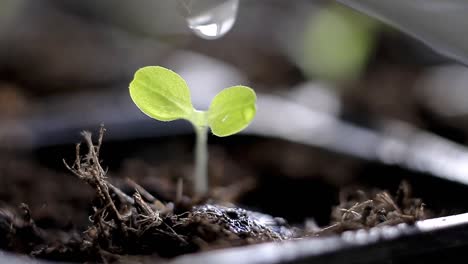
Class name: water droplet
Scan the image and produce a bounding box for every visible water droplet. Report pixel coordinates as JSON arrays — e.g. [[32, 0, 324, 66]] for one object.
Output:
[[178, 0, 239, 40], [242, 107, 255, 122]]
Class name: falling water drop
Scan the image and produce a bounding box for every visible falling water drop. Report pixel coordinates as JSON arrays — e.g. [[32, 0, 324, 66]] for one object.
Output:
[[178, 0, 239, 40]]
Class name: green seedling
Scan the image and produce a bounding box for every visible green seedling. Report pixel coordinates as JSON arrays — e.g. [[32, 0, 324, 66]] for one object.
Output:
[[129, 66, 257, 196]]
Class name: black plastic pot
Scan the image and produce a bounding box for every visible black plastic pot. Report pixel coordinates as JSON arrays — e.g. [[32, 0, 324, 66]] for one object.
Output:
[[170, 212, 468, 264], [3, 92, 468, 263]]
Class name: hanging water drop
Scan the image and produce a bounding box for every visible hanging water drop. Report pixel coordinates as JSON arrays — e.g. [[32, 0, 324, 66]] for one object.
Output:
[[178, 0, 239, 40]]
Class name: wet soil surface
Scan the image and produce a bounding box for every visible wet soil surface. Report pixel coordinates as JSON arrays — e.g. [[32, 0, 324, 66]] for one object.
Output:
[[0, 129, 435, 263]]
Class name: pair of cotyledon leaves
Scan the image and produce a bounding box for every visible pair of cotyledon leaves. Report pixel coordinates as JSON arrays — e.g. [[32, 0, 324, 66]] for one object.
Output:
[[129, 66, 256, 137]]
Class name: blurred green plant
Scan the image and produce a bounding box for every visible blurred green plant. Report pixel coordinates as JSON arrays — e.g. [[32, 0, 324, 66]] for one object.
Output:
[[129, 66, 256, 195], [301, 4, 380, 82]]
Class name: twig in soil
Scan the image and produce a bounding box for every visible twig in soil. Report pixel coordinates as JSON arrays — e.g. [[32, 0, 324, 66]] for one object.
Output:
[[126, 178, 156, 203], [162, 222, 188, 245], [63, 128, 126, 228], [315, 182, 428, 236], [376, 192, 402, 214], [108, 183, 134, 205], [133, 191, 162, 231]]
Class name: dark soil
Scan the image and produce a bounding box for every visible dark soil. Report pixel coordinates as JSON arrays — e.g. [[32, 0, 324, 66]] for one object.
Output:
[[0, 128, 431, 263]]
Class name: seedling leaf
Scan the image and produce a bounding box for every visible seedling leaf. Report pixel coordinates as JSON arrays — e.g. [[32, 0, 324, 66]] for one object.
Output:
[[208, 86, 256, 137], [129, 66, 194, 121], [129, 66, 258, 195]]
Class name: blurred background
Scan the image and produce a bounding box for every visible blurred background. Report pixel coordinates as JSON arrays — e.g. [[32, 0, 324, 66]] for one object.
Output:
[[2, 0, 468, 226], [0, 0, 466, 142]]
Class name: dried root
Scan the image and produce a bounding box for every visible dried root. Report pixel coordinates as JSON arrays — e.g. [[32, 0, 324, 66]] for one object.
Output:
[[62, 126, 285, 259], [316, 181, 427, 235], [63, 126, 174, 256]]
